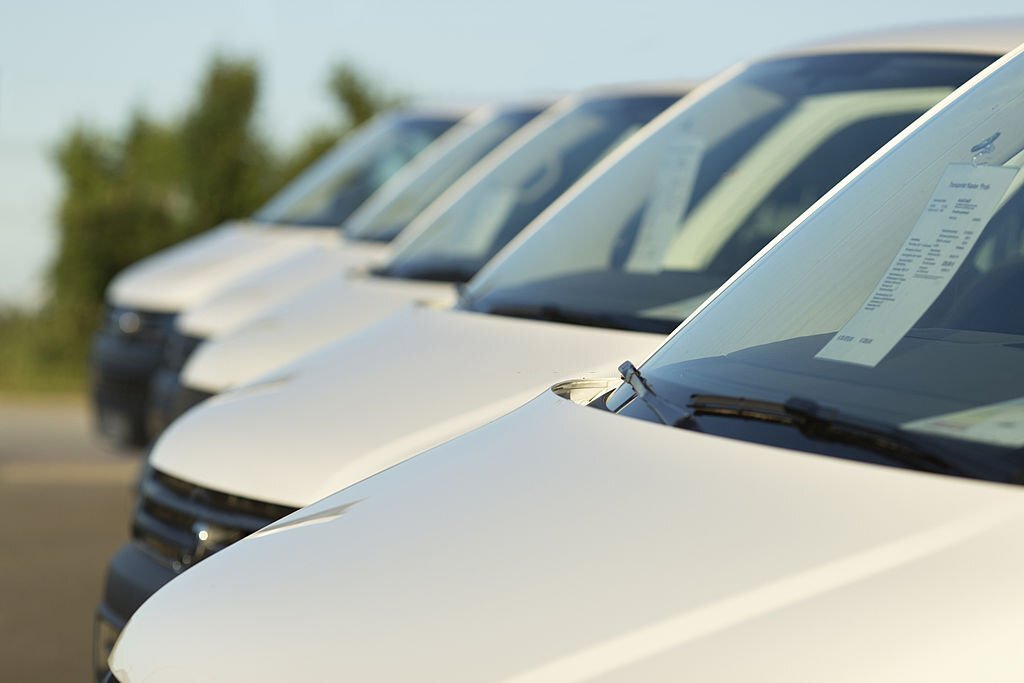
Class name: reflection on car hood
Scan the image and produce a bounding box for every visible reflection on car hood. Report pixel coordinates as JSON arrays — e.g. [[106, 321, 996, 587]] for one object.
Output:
[[182, 275, 457, 392], [175, 238, 391, 338], [106, 221, 341, 312], [151, 306, 662, 506], [113, 385, 1024, 682]]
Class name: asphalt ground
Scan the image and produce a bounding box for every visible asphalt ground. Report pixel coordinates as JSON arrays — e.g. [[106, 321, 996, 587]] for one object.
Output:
[[0, 396, 141, 682]]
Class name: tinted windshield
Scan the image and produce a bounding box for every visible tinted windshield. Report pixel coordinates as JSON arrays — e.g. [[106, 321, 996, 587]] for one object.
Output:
[[606, 48, 1024, 484], [343, 107, 543, 243], [382, 94, 681, 283], [464, 53, 994, 333], [253, 115, 456, 228]]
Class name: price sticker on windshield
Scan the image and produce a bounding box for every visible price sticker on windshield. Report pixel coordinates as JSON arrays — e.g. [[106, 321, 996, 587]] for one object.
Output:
[[626, 134, 704, 273], [816, 163, 1019, 367]]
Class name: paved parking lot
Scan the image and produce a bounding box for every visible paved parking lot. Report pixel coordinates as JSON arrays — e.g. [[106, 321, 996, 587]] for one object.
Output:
[[0, 396, 140, 682]]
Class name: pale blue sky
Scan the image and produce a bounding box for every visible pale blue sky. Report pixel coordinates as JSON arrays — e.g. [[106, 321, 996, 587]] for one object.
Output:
[[0, 0, 1021, 304]]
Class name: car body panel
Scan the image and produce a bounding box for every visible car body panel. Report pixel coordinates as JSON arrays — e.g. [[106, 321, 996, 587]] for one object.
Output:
[[176, 84, 688, 390], [181, 275, 457, 392], [153, 307, 662, 506], [785, 18, 1024, 57], [106, 220, 338, 312], [112, 385, 1024, 682], [173, 237, 391, 338]]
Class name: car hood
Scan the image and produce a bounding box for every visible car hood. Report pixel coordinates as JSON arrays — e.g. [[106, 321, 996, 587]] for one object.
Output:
[[113, 383, 1024, 682], [106, 221, 341, 312], [151, 307, 663, 506], [181, 275, 457, 392], [175, 238, 391, 338]]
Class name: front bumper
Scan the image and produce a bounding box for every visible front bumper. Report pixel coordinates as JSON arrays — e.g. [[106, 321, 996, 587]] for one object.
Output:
[[94, 468, 298, 678], [94, 542, 178, 680], [90, 330, 167, 447]]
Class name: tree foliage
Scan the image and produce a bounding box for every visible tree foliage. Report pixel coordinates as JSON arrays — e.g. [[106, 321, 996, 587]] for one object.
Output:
[[328, 63, 406, 129], [180, 57, 275, 230], [47, 56, 401, 336], [4, 56, 403, 391]]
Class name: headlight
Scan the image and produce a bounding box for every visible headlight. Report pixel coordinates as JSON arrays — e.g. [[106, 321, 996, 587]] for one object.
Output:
[[115, 310, 141, 334], [104, 306, 176, 342]]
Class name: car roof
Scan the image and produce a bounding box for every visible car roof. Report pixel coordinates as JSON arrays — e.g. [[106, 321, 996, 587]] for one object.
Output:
[[780, 18, 1024, 58], [578, 79, 699, 101], [390, 104, 477, 121]]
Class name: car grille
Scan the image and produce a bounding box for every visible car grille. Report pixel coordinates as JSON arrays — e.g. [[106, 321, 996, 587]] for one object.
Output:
[[162, 329, 205, 371], [133, 467, 296, 572], [177, 385, 215, 415]]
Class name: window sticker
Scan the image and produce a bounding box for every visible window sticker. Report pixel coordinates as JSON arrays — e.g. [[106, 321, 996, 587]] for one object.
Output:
[[903, 397, 1024, 448], [816, 163, 1020, 367], [625, 134, 704, 273]]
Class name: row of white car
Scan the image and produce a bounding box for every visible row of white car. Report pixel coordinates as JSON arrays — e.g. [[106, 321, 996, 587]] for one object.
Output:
[[94, 20, 1024, 682]]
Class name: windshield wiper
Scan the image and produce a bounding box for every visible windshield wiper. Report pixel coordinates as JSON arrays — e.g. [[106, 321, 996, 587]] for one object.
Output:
[[686, 394, 995, 479], [618, 361, 700, 430], [489, 304, 675, 333]]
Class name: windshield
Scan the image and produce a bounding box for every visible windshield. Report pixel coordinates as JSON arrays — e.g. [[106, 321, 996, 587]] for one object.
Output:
[[605, 46, 1024, 484], [381, 93, 681, 283], [253, 114, 456, 228], [463, 53, 995, 333], [343, 106, 543, 243]]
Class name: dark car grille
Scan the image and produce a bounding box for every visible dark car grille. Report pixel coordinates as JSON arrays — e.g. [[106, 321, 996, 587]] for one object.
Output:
[[133, 468, 296, 572], [162, 329, 205, 371], [178, 385, 215, 416]]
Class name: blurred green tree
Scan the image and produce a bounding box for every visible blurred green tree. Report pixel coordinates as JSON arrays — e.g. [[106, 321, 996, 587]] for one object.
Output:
[[274, 62, 406, 186], [328, 62, 406, 128], [180, 57, 275, 232], [1, 56, 403, 391], [48, 57, 403, 335]]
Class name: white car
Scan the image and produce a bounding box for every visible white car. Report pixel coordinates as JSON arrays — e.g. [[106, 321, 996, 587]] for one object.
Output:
[[144, 100, 550, 431], [92, 24, 1023, 673], [111, 36, 1024, 682], [158, 23, 1012, 498], [95, 87, 683, 674], [164, 85, 685, 393], [90, 107, 461, 445]]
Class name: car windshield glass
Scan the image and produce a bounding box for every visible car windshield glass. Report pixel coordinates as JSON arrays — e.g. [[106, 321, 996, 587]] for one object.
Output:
[[381, 93, 681, 283], [606, 47, 1024, 484], [343, 107, 543, 243], [253, 115, 455, 228], [463, 53, 995, 333]]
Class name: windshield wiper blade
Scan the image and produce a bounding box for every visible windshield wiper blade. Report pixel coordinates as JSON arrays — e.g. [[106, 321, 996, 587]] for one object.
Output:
[[618, 361, 700, 430], [687, 393, 986, 478], [490, 304, 620, 327], [489, 304, 675, 333]]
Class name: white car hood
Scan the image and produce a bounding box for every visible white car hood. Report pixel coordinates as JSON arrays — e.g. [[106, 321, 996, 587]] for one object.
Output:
[[106, 221, 340, 312], [152, 307, 663, 506], [181, 275, 457, 392], [113, 384, 1024, 682], [175, 238, 391, 338]]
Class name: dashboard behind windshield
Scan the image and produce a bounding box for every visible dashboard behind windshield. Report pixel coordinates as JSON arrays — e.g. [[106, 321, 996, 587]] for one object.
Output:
[[464, 53, 995, 333], [608, 48, 1024, 484], [253, 116, 456, 228], [344, 108, 543, 243], [382, 94, 681, 283]]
